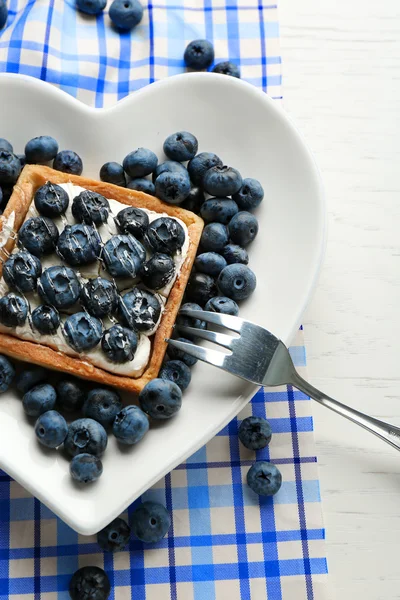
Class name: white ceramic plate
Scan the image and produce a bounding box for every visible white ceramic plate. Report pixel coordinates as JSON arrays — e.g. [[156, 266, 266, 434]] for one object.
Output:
[[0, 73, 325, 535]]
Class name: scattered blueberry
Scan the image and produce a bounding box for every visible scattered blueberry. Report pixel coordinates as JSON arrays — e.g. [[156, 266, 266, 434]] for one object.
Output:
[[167, 337, 197, 367], [139, 378, 182, 420], [212, 61, 241, 78], [200, 222, 229, 252], [3, 250, 42, 292], [56, 378, 86, 412], [72, 190, 110, 226], [38, 266, 81, 309], [187, 152, 222, 187], [53, 150, 83, 175], [32, 305, 61, 335], [155, 171, 191, 204], [205, 295, 239, 316], [34, 182, 69, 217], [118, 288, 162, 332], [200, 197, 238, 224], [103, 234, 146, 278], [23, 383, 57, 418], [57, 224, 101, 266], [80, 277, 118, 318], [175, 302, 206, 337], [145, 216, 185, 254], [140, 252, 175, 290], [186, 271, 217, 306], [159, 359, 191, 391], [83, 388, 122, 428], [127, 178, 155, 195], [180, 186, 204, 213], [0, 151, 21, 185], [203, 165, 242, 196], [69, 566, 110, 600], [0, 1, 7, 30], [100, 161, 126, 186], [195, 252, 227, 277], [123, 148, 158, 178], [76, 0, 106, 15], [16, 367, 47, 394], [228, 211, 259, 246], [97, 517, 131, 552], [109, 0, 143, 30], [222, 243, 249, 265], [0, 139, 12, 153], [163, 131, 198, 162], [184, 39, 215, 71], [238, 416, 272, 450], [25, 136, 58, 164], [0, 293, 28, 327], [0, 355, 15, 393], [233, 177, 264, 210], [64, 312, 103, 352], [131, 501, 171, 543], [114, 206, 149, 239], [247, 461, 282, 496], [64, 418, 108, 457], [217, 263, 256, 301], [18, 216, 59, 257], [35, 410, 68, 448], [70, 454, 103, 484], [101, 324, 138, 363], [152, 160, 187, 183], [113, 405, 149, 445]]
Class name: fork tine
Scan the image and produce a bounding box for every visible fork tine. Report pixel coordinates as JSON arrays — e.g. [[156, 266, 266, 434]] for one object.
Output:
[[177, 325, 235, 350], [179, 308, 244, 333], [165, 338, 226, 368]]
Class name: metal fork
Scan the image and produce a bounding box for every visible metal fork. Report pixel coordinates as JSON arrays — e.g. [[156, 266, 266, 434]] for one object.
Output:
[[166, 308, 400, 452]]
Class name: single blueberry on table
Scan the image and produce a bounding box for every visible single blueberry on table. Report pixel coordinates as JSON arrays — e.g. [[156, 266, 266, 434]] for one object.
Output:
[[203, 164, 242, 197], [3, 250, 42, 292], [25, 136, 58, 164], [64, 418, 108, 457], [57, 224, 101, 266], [64, 312, 103, 352], [228, 211, 259, 247], [109, 0, 143, 30], [123, 148, 158, 178], [247, 461, 282, 496], [103, 234, 146, 278], [0, 0, 7, 30], [114, 206, 149, 239], [113, 405, 149, 445], [205, 295, 239, 316], [70, 454, 103, 485], [167, 337, 198, 367], [187, 152, 222, 187], [159, 359, 191, 391], [222, 243, 249, 265], [140, 252, 175, 290], [32, 305, 60, 335], [38, 266, 81, 309], [118, 288, 162, 332], [101, 325, 138, 363], [175, 302, 206, 337], [80, 277, 118, 318], [139, 378, 182, 420], [53, 150, 83, 175], [200, 197, 238, 225], [163, 131, 198, 162], [69, 566, 110, 600], [56, 378, 86, 412], [0, 151, 21, 185], [233, 177, 264, 211], [217, 263, 256, 301], [0, 293, 28, 327], [180, 186, 204, 213], [23, 383, 57, 418], [195, 252, 227, 277], [0, 355, 15, 393], [18, 216, 59, 257], [145, 216, 185, 254], [72, 190, 110, 226], [212, 61, 241, 78], [35, 410, 68, 448], [97, 517, 131, 552], [184, 39, 215, 71], [186, 271, 217, 306], [155, 171, 191, 204], [16, 367, 47, 394], [99, 161, 126, 187], [131, 501, 171, 543], [127, 178, 155, 196], [0, 138, 12, 153], [34, 182, 69, 218], [200, 222, 229, 253], [238, 416, 272, 450], [76, 0, 107, 15], [152, 160, 187, 183], [83, 388, 122, 428]]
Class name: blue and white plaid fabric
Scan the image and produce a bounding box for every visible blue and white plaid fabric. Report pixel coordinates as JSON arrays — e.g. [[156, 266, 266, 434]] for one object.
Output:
[[0, 1, 329, 598]]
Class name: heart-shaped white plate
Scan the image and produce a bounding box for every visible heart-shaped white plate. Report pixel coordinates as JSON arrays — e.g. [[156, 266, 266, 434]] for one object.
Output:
[[0, 72, 325, 535]]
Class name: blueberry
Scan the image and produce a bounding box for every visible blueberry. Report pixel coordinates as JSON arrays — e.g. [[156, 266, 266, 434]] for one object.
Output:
[[70, 454, 103, 485], [57, 224, 101, 266], [0, 138, 12, 152], [72, 190, 110, 226], [3, 250, 42, 292], [32, 305, 60, 334], [123, 148, 158, 178], [0, 184, 12, 208], [200, 222, 228, 252], [238, 416, 272, 450], [83, 388, 122, 428], [34, 182, 69, 218], [163, 131, 198, 162], [139, 378, 182, 420], [212, 61, 241, 78], [64, 418, 107, 457], [200, 197, 238, 224], [127, 178, 155, 195], [80, 277, 118, 318], [0, 1, 6, 29], [17, 154, 26, 168], [16, 367, 47, 394], [233, 177, 264, 211], [23, 383, 57, 417], [187, 152, 222, 187], [0, 355, 15, 392], [184, 39, 215, 71], [140, 252, 175, 290], [38, 266, 81, 309], [186, 272, 217, 306], [167, 337, 197, 367], [69, 566, 110, 600], [228, 211, 259, 246], [97, 517, 131, 552], [222, 243, 249, 265], [76, 0, 106, 15], [203, 165, 242, 197], [247, 461, 282, 496], [64, 312, 103, 352], [159, 359, 191, 391], [155, 171, 190, 204], [109, 0, 143, 30], [53, 150, 83, 175], [195, 252, 227, 277], [180, 186, 204, 213], [217, 264, 256, 301], [35, 410, 68, 448], [131, 501, 171, 543], [56, 378, 86, 412], [0, 293, 28, 327], [152, 160, 187, 183], [113, 405, 149, 445], [99, 161, 126, 186], [103, 234, 146, 278], [25, 136, 58, 164], [205, 295, 239, 316], [118, 288, 162, 332], [175, 302, 206, 337], [0, 151, 21, 185], [145, 217, 185, 254], [101, 325, 138, 363], [114, 206, 149, 239], [18, 216, 59, 257]]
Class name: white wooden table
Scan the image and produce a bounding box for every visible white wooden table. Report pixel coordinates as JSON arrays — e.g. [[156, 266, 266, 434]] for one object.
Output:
[[279, 1, 400, 598]]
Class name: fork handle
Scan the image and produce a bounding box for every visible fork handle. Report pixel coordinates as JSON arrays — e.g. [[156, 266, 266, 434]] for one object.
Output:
[[291, 372, 400, 451]]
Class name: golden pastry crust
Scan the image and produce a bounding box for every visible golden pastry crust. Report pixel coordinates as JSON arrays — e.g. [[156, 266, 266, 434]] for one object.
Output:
[[0, 165, 203, 393]]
